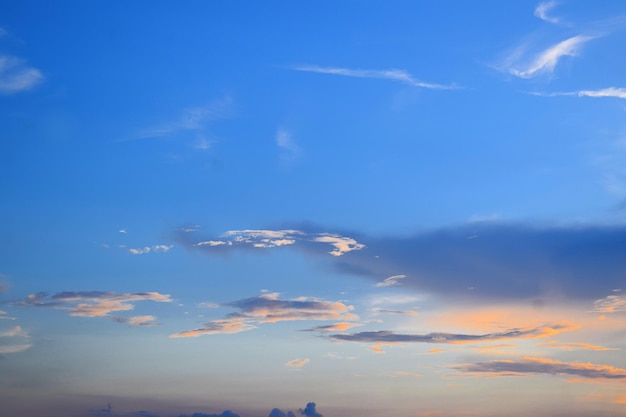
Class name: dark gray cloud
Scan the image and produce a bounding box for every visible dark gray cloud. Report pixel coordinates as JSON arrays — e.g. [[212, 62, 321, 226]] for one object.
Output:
[[299, 403, 322, 417], [268, 408, 296, 417], [329, 323, 574, 345], [328, 223, 626, 301], [452, 357, 626, 379], [178, 412, 240, 417]]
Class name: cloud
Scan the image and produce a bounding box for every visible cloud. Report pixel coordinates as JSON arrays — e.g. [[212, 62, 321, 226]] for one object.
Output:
[[534, 1, 560, 23], [531, 87, 626, 99], [329, 323, 576, 345], [225, 293, 357, 323], [372, 308, 418, 316], [503, 35, 595, 79], [186, 229, 365, 257], [285, 358, 310, 368], [327, 222, 626, 302], [170, 293, 356, 338], [178, 411, 240, 417], [268, 409, 296, 417], [299, 402, 322, 417], [542, 341, 619, 351], [300, 322, 360, 332], [375, 274, 407, 287], [18, 291, 172, 324], [136, 96, 233, 139], [277, 128, 301, 165], [293, 65, 457, 89], [0, 325, 31, 355], [591, 295, 626, 313], [0, 54, 43, 93], [452, 357, 626, 380], [111, 315, 159, 327], [129, 245, 173, 255]]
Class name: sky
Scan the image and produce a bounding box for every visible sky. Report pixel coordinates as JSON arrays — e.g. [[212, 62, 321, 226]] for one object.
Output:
[[1, 1, 626, 416]]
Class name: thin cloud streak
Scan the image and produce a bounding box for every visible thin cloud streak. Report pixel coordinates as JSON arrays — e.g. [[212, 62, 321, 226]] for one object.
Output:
[[329, 323, 576, 345], [531, 87, 626, 99], [293, 65, 458, 89], [453, 357, 626, 380]]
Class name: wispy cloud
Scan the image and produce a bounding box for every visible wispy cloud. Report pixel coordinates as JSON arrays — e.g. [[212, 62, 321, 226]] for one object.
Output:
[[542, 341, 619, 351], [0, 325, 31, 355], [0, 54, 43, 94], [375, 274, 407, 287], [502, 35, 595, 79], [300, 322, 360, 332], [285, 358, 310, 368], [293, 65, 457, 90], [277, 128, 301, 166], [532, 87, 626, 99], [590, 295, 626, 313], [534, 1, 560, 24], [136, 96, 233, 139], [18, 291, 172, 325], [452, 357, 626, 380], [372, 308, 418, 316], [187, 228, 365, 257], [170, 293, 357, 338], [329, 323, 576, 345]]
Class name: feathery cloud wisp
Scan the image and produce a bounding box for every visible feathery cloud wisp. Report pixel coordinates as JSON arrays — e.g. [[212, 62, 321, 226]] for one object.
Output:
[[375, 274, 407, 287], [293, 65, 457, 89], [0, 55, 43, 94], [505, 35, 594, 79], [534, 1, 560, 24], [531, 87, 626, 99]]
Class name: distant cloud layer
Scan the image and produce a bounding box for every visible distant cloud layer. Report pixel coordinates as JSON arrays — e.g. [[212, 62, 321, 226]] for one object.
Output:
[[326, 223, 626, 302], [453, 357, 626, 380]]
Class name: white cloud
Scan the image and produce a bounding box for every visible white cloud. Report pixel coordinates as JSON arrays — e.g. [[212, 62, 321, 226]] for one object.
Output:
[[0, 55, 43, 94], [531, 87, 626, 99], [590, 295, 626, 313], [0, 343, 32, 354], [534, 1, 560, 24], [137, 96, 233, 139], [311, 233, 365, 256], [0, 325, 28, 338], [504, 35, 595, 79], [129, 244, 173, 255], [277, 128, 301, 166], [293, 65, 457, 89], [375, 274, 407, 287]]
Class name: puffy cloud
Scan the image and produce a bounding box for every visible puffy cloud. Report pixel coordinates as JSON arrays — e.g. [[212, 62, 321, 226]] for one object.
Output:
[[18, 291, 171, 324], [182, 228, 364, 257], [0, 54, 43, 93], [0, 325, 27, 337], [178, 411, 240, 417], [129, 245, 173, 255], [299, 402, 322, 417], [329, 323, 575, 345], [375, 274, 407, 287], [285, 358, 310, 368], [452, 357, 626, 380], [268, 409, 296, 417], [328, 223, 626, 302], [171, 293, 356, 338]]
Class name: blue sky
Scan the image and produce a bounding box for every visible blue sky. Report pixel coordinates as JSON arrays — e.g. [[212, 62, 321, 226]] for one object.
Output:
[[1, 1, 626, 416]]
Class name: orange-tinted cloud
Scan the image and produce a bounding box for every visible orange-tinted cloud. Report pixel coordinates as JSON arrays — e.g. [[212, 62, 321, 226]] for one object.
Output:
[[169, 320, 255, 338], [543, 341, 619, 351], [285, 358, 310, 368], [301, 322, 360, 332]]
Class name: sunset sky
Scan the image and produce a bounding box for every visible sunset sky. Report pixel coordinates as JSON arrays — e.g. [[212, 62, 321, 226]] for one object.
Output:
[[1, 1, 626, 416]]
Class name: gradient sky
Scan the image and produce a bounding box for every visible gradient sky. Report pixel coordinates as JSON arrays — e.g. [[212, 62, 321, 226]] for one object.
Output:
[[1, 1, 626, 417]]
